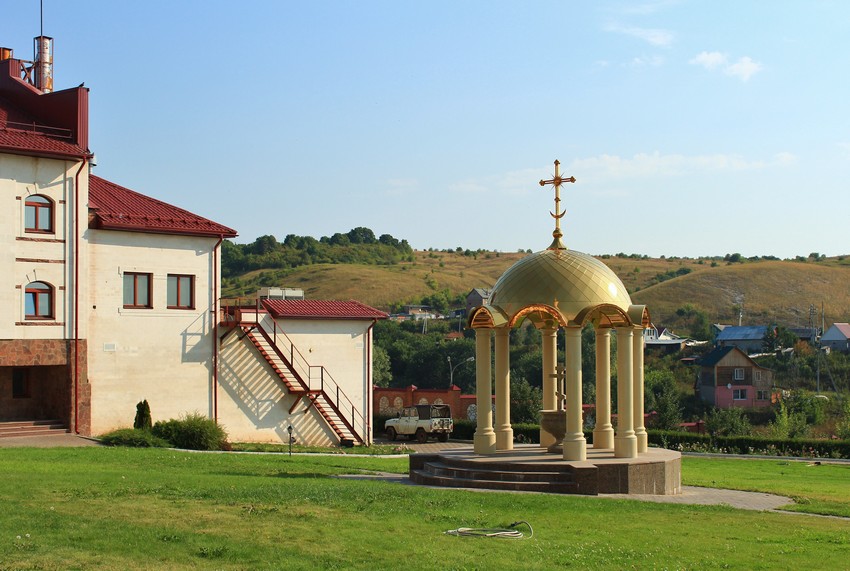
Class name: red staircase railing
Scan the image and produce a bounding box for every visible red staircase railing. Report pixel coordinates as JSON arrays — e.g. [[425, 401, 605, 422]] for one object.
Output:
[[220, 298, 366, 444]]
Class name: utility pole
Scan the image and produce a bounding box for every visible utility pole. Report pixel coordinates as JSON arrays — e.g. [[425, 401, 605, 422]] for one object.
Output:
[[811, 304, 820, 394]]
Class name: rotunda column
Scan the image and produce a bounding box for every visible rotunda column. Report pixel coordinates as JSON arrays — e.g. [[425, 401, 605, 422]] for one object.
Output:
[[614, 327, 638, 458], [563, 326, 586, 461], [592, 327, 614, 450], [632, 326, 648, 453], [494, 327, 513, 450], [473, 329, 496, 454], [540, 326, 558, 449]]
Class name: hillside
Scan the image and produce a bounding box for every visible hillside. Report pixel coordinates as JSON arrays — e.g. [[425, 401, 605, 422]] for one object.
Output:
[[632, 260, 850, 327], [222, 251, 850, 327]]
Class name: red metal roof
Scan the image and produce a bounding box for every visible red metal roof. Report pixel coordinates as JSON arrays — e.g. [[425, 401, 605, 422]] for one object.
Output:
[[89, 175, 237, 238], [0, 94, 87, 158], [0, 125, 87, 158], [263, 299, 388, 320], [0, 58, 89, 159]]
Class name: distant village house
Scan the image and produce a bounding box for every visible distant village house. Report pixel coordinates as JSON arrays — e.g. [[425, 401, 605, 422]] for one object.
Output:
[[697, 346, 774, 409]]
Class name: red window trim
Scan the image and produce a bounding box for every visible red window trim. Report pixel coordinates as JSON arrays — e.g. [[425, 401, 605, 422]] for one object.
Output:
[[123, 272, 153, 309], [24, 195, 54, 234], [24, 281, 54, 320], [167, 274, 195, 310]]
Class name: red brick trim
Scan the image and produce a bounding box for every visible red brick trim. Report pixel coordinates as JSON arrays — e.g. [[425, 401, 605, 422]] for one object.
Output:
[[16, 237, 66, 243], [15, 321, 65, 326], [15, 258, 65, 263]]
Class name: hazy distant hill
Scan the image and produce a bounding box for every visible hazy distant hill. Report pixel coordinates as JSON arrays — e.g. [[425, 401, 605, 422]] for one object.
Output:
[[222, 250, 850, 327], [632, 260, 850, 327]]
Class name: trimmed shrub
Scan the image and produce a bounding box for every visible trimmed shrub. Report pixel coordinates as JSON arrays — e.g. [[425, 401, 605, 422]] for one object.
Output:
[[100, 428, 171, 448], [133, 400, 152, 431], [513, 422, 540, 444], [152, 413, 229, 451], [452, 419, 475, 440], [451, 420, 541, 443], [373, 413, 396, 435], [648, 429, 850, 459]]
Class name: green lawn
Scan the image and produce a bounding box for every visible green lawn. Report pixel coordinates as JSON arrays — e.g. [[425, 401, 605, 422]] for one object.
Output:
[[1, 448, 847, 570], [682, 456, 850, 517]]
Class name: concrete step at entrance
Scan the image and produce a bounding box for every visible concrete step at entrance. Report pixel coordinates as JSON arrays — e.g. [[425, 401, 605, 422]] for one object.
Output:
[[0, 420, 70, 438]]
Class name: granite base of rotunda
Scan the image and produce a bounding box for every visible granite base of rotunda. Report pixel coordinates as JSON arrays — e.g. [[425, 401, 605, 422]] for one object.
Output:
[[409, 444, 681, 496]]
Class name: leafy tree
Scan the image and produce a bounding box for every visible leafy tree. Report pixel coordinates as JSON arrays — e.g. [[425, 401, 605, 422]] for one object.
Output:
[[378, 234, 399, 247], [328, 232, 350, 246], [704, 407, 751, 437], [347, 227, 377, 244], [510, 348, 543, 390], [768, 400, 809, 439], [763, 325, 799, 352], [372, 345, 392, 388], [252, 235, 279, 255], [510, 376, 542, 424], [672, 304, 711, 341], [644, 370, 682, 430], [783, 390, 826, 425]]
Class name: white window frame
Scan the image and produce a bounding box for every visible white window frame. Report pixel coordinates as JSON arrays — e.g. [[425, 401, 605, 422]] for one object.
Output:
[[734, 368, 745, 381], [733, 389, 747, 400]]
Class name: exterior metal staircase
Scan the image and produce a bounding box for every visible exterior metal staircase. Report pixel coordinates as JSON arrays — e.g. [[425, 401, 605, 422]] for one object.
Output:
[[241, 326, 305, 393], [237, 321, 364, 445]]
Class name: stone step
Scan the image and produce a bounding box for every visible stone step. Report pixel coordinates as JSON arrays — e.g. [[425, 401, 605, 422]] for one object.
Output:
[[0, 420, 69, 438], [411, 467, 580, 494], [438, 455, 582, 474], [424, 461, 574, 484]]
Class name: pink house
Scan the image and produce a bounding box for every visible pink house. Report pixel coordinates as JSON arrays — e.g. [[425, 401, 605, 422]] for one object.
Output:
[[697, 346, 775, 409]]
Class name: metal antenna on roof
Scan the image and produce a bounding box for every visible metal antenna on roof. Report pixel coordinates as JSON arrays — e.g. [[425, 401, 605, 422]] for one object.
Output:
[[32, 0, 53, 93]]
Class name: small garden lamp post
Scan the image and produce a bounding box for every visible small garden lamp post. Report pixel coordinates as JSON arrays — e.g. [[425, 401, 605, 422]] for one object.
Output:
[[448, 356, 475, 387], [287, 425, 293, 456]]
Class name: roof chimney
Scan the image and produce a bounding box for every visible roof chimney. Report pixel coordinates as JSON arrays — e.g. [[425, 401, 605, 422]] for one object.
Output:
[[33, 35, 53, 93], [0, 47, 13, 61]]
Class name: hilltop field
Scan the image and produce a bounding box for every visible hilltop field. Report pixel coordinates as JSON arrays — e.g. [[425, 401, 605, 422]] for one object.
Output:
[[222, 249, 850, 328]]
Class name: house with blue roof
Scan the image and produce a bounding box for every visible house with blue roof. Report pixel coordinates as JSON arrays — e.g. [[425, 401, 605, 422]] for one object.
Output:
[[715, 325, 770, 354]]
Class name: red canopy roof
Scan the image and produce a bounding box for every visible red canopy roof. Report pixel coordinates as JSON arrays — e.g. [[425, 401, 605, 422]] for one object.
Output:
[[89, 175, 237, 238], [0, 58, 89, 159], [263, 299, 388, 320]]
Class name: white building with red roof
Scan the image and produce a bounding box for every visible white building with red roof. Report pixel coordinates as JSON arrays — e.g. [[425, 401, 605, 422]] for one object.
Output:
[[219, 300, 387, 445], [1, 38, 385, 445]]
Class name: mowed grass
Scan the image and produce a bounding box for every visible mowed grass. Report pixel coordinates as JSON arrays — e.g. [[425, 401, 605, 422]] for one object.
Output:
[[1, 448, 848, 570], [682, 456, 850, 517]]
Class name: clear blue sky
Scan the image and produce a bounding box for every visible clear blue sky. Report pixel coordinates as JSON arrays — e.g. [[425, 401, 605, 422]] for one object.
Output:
[[5, 1, 849, 258]]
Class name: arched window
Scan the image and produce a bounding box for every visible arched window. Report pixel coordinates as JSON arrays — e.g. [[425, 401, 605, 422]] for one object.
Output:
[[25, 195, 54, 233], [25, 281, 53, 319]]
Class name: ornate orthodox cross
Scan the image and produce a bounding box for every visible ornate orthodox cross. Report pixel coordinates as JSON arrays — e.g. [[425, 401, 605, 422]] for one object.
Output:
[[539, 159, 575, 249]]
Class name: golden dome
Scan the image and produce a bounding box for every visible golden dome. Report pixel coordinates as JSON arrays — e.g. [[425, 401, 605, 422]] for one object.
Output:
[[488, 248, 632, 325]]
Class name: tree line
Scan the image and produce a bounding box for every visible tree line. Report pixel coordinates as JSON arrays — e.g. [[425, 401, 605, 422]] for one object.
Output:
[[373, 316, 850, 435], [221, 227, 413, 278]]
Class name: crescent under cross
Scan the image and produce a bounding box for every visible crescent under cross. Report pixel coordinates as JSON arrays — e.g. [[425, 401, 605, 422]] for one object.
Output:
[[538, 159, 576, 249]]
